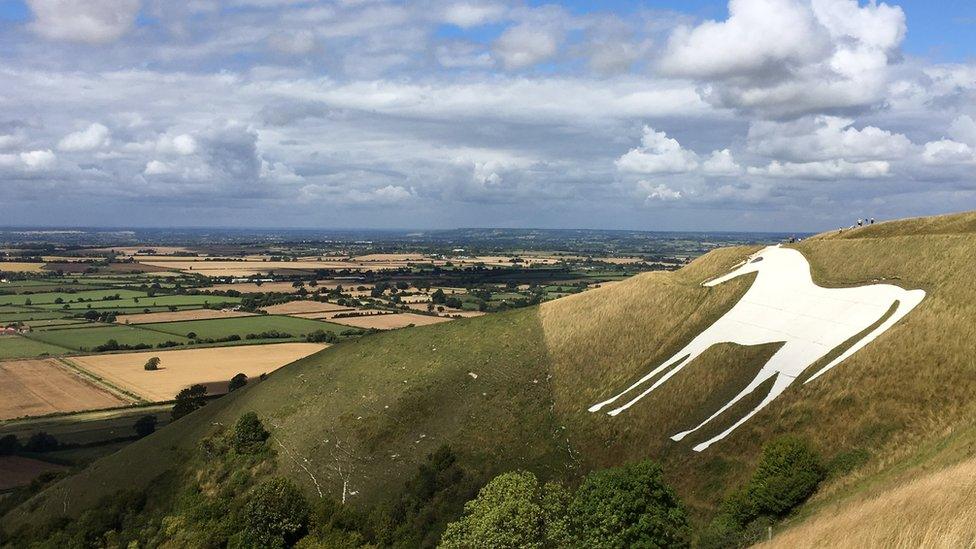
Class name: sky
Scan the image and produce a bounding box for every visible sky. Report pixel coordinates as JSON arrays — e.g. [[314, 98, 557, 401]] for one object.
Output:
[[0, 0, 974, 232]]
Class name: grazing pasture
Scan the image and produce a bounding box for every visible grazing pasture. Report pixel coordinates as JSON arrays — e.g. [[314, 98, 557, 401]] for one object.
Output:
[[116, 308, 254, 324], [35, 294, 240, 310], [328, 312, 453, 330], [26, 325, 189, 351], [141, 315, 346, 340], [0, 336, 72, 360], [0, 289, 146, 306], [0, 358, 129, 420], [68, 343, 327, 401]]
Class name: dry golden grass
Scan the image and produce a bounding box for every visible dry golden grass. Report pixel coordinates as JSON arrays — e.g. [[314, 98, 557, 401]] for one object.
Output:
[[116, 309, 255, 324], [328, 312, 453, 330], [540, 211, 976, 517], [761, 456, 976, 548], [0, 358, 130, 419], [0, 262, 47, 273], [68, 343, 327, 401]]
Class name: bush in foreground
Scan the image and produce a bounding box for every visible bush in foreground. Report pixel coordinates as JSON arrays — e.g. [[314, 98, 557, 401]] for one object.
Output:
[[233, 411, 270, 454]]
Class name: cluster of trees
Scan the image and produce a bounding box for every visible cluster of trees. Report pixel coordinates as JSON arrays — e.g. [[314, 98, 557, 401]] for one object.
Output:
[[441, 460, 689, 548], [700, 436, 825, 548]]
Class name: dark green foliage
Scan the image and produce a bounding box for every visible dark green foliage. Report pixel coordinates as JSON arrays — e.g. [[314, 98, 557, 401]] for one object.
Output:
[[235, 477, 311, 549], [374, 445, 479, 548], [305, 329, 338, 343], [233, 412, 269, 454], [701, 436, 824, 548], [144, 356, 161, 371], [229, 372, 249, 392], [566, 460, 690, 548], [172, 384, 208, 420], [440, 470, 569, 549], [24, 431, 59, 452], [0, 434, 20, 455], [134, 415, 157, 438], [746, 436, 824, 518]]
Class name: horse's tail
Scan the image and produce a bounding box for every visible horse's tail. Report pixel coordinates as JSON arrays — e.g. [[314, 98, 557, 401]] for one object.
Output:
[[804, 289, 926, 384]]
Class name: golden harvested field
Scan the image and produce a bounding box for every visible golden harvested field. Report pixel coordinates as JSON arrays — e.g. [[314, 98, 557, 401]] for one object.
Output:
[[136, 258, 431, 275], [116, 309, 255, 324], [69, 343, 327, 402], [762, 456, 976, 548], [352, 253, 428, 261], [328, 312, 453, 330], [0, 456, 68, 491], [0, 358, 130, 420], [291, 311, 357, 320], [263, 300, 354, 315], [0, 262, 47, 273]]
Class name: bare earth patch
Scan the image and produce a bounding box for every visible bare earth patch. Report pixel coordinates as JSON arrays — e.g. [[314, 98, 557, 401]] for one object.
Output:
[[116, 309, 255, 324], [0, 456, 68, 491], [68, 343, 327, 401], [0, 359, 130, 420], [328, 312, 453, 330]]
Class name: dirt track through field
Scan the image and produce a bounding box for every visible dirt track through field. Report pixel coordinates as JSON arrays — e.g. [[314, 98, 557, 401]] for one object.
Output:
[[69, 343, 328, 401], [0, 359, 129, 420]]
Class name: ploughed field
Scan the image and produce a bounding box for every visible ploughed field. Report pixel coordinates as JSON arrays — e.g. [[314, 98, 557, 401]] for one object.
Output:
[[0, 358, 129, 420]]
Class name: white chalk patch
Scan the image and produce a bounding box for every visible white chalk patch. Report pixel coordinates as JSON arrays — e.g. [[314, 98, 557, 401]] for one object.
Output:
[[590, 245, 925, 452]]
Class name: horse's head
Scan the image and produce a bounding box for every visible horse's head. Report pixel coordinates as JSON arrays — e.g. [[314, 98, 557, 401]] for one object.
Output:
[[703, 246, 778, 287]]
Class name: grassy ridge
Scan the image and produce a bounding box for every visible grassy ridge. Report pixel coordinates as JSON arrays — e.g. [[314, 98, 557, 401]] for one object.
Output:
[[6, 210, 976, 540]]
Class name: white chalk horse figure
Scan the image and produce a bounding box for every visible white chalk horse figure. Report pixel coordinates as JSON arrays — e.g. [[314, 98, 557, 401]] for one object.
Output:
[[589, 245, 925, 452]]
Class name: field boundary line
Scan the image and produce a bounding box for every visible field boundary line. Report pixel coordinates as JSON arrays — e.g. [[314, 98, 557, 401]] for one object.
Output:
[[55, 357, 148, 405]]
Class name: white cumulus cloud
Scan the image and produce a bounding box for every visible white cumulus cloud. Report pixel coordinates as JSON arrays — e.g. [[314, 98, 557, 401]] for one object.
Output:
[[27, 0, 140, 44], [616, 126, 699, 174], [57, 123, 111, 152]]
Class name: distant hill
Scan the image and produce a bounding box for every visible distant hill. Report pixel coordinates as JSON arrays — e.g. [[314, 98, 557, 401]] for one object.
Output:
[[5, 210, 976, 544]]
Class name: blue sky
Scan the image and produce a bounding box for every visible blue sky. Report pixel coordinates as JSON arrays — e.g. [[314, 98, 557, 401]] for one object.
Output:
[[0, 1, 974, 231]]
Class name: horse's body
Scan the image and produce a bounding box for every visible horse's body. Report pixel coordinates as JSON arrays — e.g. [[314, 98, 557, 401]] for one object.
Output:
[[589, 245, 925, 452]]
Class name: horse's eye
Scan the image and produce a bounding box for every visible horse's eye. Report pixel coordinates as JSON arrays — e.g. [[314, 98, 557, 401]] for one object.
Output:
[[750, 257, 764, 263]]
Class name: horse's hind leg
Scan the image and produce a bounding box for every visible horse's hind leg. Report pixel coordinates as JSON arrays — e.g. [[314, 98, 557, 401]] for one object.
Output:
[[670, 366, 795, 452], [588, 344, 702, 414]]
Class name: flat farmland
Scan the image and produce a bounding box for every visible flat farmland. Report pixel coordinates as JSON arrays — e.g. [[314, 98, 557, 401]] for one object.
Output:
[[116, 309, 255, 324], [141, 315, 347, 340], [0, 262, 47, 273], [0, 310, 69, 322], [35, 294, 240, 310], [69, 343, 327, 401], [0, 289, 146, 306], [0, 358, 130, 420], [26, 325, 189, 351], [209, 280, 370, 293], [0, 336, 72, 360], [328, 312, 453, 330], [263, 300, 354, 315], [0, 456, 68, 491], [136, 258, 435, 275]]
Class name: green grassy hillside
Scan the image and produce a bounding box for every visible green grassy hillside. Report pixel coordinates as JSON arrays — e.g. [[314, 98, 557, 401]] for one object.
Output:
[[5, 210, 976, 544]]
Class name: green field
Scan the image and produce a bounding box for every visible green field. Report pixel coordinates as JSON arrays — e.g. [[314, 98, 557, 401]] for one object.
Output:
[[0, 311, 70, 323], [141, 314, 346, 340], [0, 335, 72, 360], [25, 325, 189, 351], [0, 289, 146, 306], [35, 294, 240, 311]]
